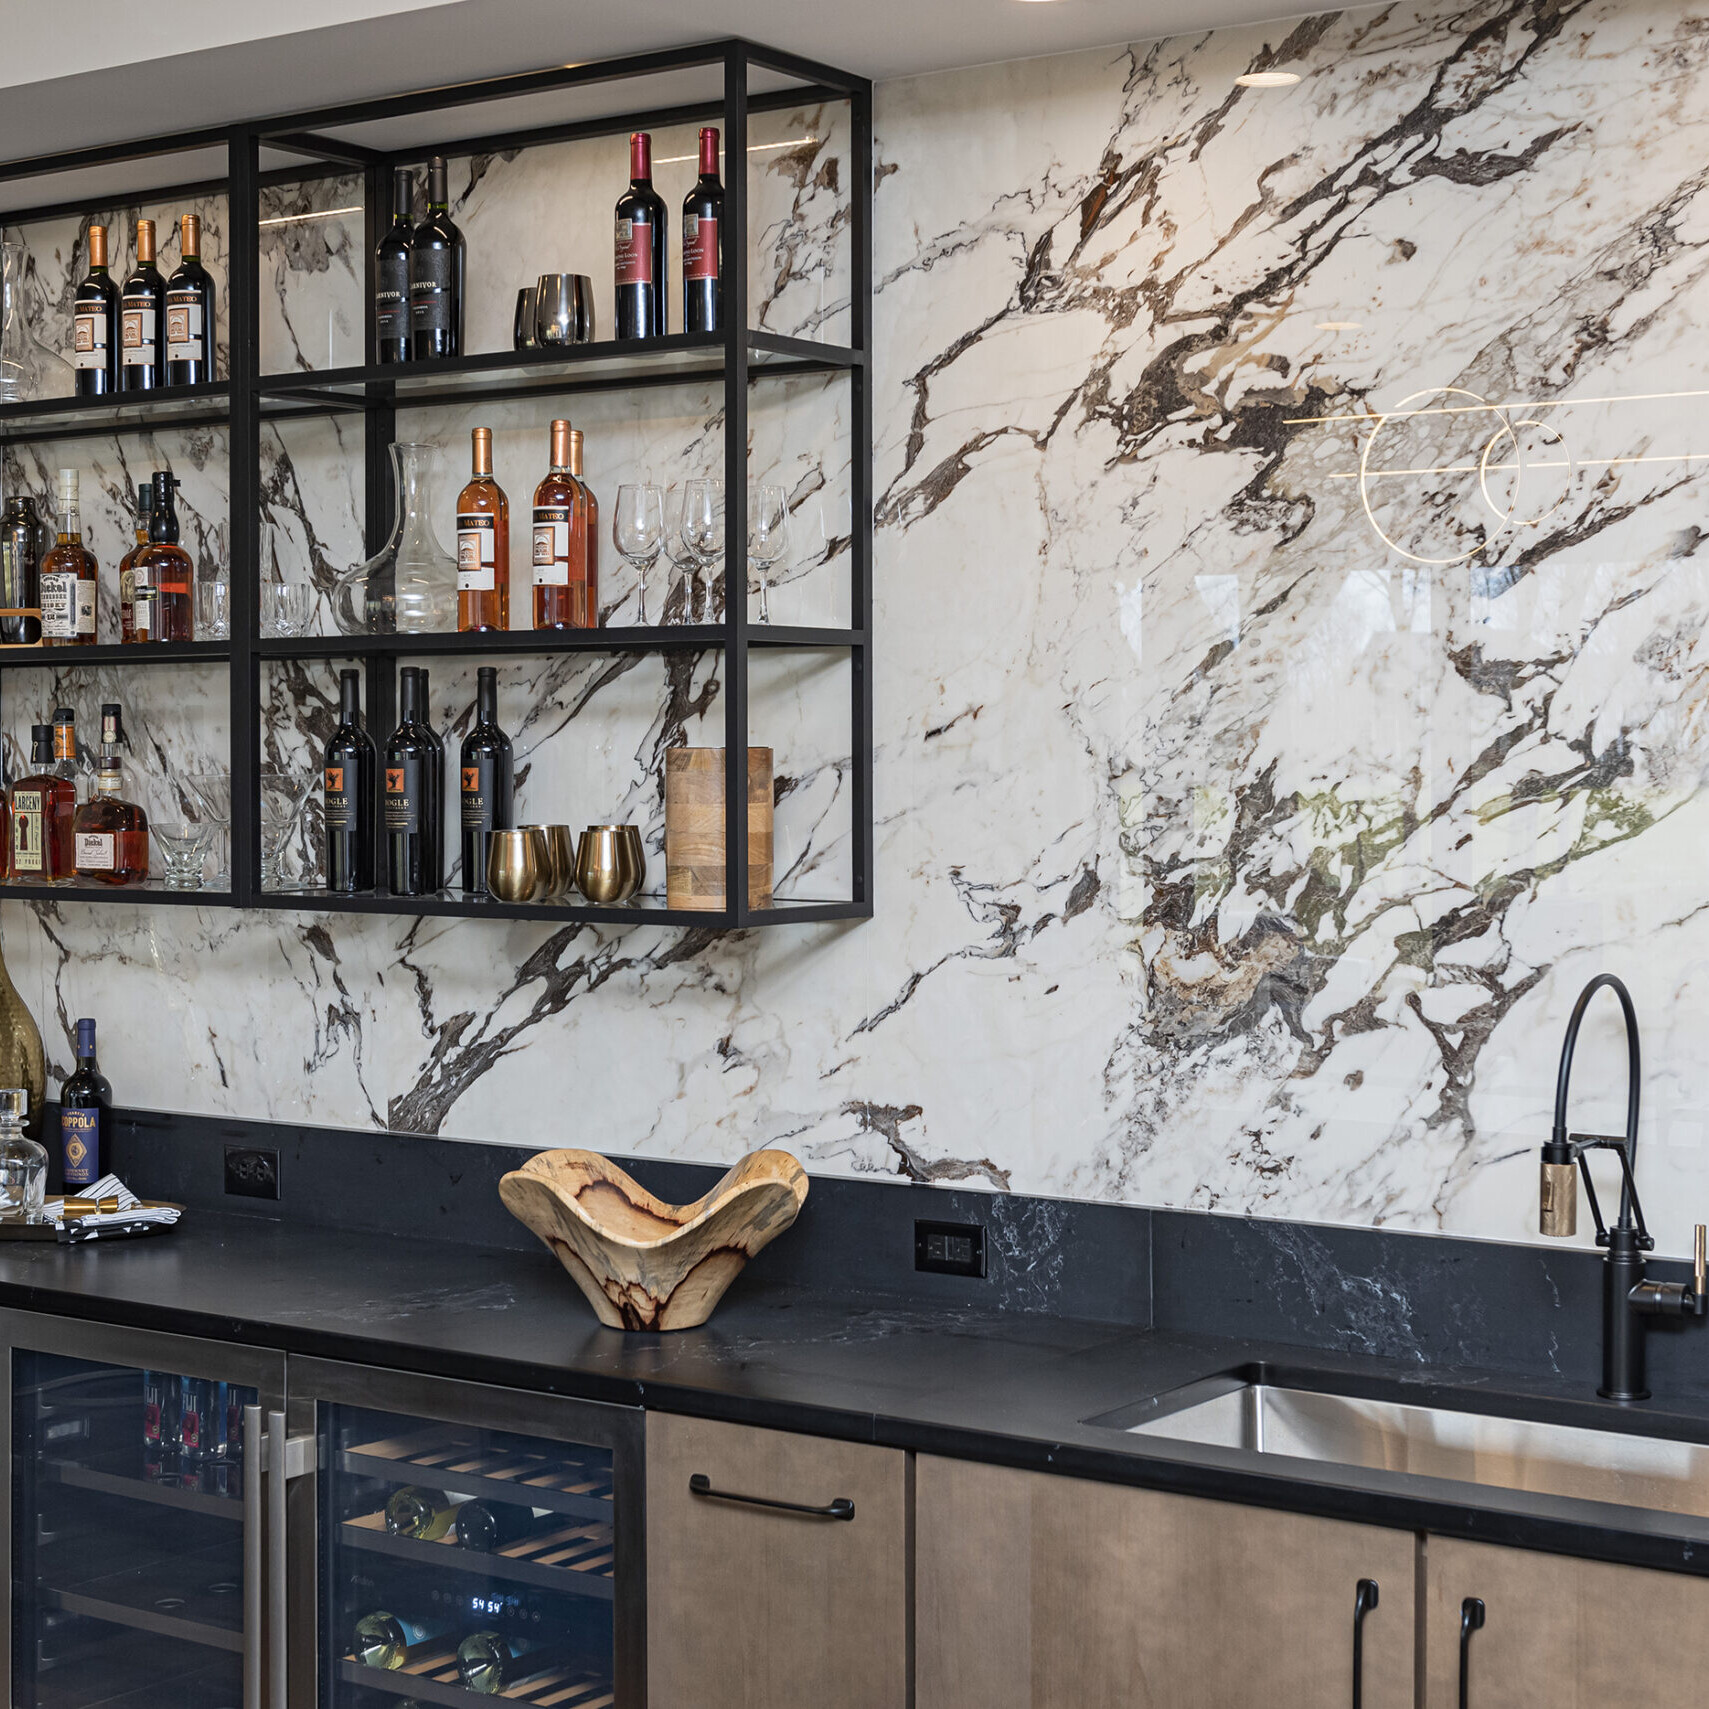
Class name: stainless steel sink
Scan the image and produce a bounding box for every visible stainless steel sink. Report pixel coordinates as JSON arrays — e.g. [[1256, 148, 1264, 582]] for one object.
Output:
[[1101, 1374, 1709, 1516]]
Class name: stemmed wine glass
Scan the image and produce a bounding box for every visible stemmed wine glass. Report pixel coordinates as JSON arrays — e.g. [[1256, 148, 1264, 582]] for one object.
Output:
[[680, 479, 725, 622], [748, 484, 789, 625], [613, 483, 666, 626]]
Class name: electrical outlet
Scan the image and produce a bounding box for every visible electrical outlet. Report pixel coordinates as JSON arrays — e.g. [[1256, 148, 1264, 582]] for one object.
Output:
[[224, 1145, 279, 1200], [915, 1219, 986, 1278]]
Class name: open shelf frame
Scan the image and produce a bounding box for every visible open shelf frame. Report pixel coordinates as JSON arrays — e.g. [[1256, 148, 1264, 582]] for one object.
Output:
[[0, 39, 874, 931]]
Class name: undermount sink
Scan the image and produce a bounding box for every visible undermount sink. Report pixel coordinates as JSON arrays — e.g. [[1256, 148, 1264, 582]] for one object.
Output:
[[1091, 1369, 1709, 1517]]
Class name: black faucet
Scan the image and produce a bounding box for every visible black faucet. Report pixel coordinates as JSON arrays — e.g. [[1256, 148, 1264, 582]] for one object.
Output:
[[1538, 972, 1707, 1401]]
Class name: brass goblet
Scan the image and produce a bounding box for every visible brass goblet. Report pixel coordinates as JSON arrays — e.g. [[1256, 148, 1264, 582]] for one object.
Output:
[[488, 829, 544, 902], [575, 825, 630, 904], [544, 825, 577, 898], [616, 825, 646, 899]]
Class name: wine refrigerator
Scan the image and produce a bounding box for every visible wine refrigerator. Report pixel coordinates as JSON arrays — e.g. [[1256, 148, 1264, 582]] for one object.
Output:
[[1, 1315, 644, 1708]]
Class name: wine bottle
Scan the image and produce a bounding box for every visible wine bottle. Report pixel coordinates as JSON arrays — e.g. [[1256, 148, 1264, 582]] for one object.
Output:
[[683, 126, 724, 333], [614, 131, 667, 339], [418, 668, 446, 891], [179, 1373, 216, 1463], [353, 1610, 444, 1670], [164, 213, 216, 387], [134, 471, 194, 643], [375, 167, 413, 364], [457, 427, 509, 632], [323, 668, 376, 892], [72, 224, 119, 396], [532, 421, 597, 630], [384, 669, 440, 897], [456, 1499, 538, 1552], [117, 483, 152, 645], [58, 1018, 110, 1189], [568, 427, 599, 628], [409, 155, 464, 360], [457, 1632, 568, 1695], [383, 1483, 461, 1540], [119, 219, 166, 391], [459, 667, 512, 898]]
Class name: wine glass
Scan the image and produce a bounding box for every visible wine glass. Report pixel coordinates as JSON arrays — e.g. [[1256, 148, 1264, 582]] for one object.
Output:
[[680, 479, 724, 622], [612, 483, 666, 626], [185, 771, 231, 889], [748, 484, 789, 625]]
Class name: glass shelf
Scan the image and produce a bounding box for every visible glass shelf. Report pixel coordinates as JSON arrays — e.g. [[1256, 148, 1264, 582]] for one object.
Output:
[[0, 881, 233, 906], [0, 641, 229, 667], [0, 381, 229, 444], [256, 887, 865, 927]]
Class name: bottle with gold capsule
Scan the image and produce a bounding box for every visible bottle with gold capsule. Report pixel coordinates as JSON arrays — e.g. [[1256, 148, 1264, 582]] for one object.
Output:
[[119, 219, 166, 391], [531, 420, 598, 629], [456, 427, 508, 632]]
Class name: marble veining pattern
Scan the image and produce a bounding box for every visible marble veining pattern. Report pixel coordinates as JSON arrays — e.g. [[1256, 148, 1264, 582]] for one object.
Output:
[[5, 3, 1709, 1258]]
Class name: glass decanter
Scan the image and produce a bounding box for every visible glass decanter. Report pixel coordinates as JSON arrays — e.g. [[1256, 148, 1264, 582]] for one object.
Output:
[[0, 1087, 46, 1222], [0, 242, 72, 404], [332, 442, 456, 634]]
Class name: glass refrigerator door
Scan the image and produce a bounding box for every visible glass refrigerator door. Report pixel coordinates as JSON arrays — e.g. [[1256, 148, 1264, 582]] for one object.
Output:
[[322, 1402, 617, 1709], [11, 1347, 261, 1709]]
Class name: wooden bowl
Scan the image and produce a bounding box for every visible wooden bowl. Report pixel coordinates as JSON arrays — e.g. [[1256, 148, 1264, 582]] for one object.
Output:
[[499, 1148, 808, 1330]]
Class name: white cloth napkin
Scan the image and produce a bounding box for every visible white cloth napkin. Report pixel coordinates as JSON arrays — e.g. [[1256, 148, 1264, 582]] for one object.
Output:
[[49, 1173, 181, 1228]]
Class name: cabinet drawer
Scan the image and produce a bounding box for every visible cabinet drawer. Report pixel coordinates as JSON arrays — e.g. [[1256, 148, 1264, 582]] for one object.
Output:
[[646, 1413, 907, 1709]]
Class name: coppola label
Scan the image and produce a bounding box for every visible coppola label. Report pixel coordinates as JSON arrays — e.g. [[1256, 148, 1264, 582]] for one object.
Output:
[[614, 215, 654, 288], [60, 1108, 100, 1186]]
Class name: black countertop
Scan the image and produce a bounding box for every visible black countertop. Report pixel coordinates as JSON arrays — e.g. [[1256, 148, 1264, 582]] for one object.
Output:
[[5, 1211, 1709, 1576]]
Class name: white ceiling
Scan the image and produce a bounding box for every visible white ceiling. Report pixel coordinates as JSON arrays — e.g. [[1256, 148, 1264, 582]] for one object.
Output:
[[0, 0, 1315, 167]]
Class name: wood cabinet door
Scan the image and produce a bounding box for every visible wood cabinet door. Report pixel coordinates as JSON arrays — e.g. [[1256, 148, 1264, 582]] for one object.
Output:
[[646, 1413, 908, 1709], [1423, 1536, 1709, 1707], [916, 1456, 1415, 1709]]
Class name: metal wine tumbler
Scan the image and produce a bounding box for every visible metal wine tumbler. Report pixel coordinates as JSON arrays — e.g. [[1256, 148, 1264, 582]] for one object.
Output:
[[513, 286, 538, 350], [487, 829, 543, 902], [534, 274, 594, 347], [575, 826, 629, 904], [616, 825, 646, 898], [544, 825, 577, 898]]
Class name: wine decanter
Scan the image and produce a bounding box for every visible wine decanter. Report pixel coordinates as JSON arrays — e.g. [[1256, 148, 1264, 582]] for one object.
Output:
[[332, 442, 456, 634]]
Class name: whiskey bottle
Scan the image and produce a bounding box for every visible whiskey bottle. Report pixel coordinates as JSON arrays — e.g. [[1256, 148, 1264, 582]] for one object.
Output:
[[71, 224, 119, 396], [409, 155, 464, 360], [323, 668, 376, 892], [51, 707, 83, 798], [8, 725, 75, 883], [384, 668, 441, 897], [456, 426, 509, 632], [134, 471, 194, 642], [58, 1018, 110, 1190], [164, 214, 215, 386], [117, 483, 152, 645], [533, 420, 597, 629], [73, 706, 148, 885], [0, 494, 46, 645], [459, 666, 512, 897], [384, 1484, 461, 1540], [119, 219, 166, 391], [40, 471, 97, 646], [354, 1611, 443, 1670], [375, 167, 413, 364]]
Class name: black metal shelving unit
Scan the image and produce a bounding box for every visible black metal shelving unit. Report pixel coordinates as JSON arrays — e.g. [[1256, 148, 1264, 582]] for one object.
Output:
[[0, 38, 874, 932]]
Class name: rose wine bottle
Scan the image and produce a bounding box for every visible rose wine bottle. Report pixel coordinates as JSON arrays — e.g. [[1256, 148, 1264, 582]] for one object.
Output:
[[683, 127, 724, 333], [614, 132, 667, 339], [457, 427, 509, 632], [532, 420, 597, 629]]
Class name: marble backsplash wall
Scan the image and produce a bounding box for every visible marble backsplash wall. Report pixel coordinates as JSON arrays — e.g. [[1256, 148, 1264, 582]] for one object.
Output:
[[5, 0, 1709, 1259]]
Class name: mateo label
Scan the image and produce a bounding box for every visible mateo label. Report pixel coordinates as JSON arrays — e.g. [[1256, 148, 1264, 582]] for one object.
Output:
[[614, 215, 654, 288], [457, 513, 497, 591], [72, 307, 109, 369], [165, 292, 205, 360], [121, 300, 157, 364], [61, 1108, 100, 1186], [532, 507, 570, 586]]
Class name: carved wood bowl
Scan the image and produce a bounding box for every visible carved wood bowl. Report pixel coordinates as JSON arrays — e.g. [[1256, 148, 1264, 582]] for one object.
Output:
[[499, 1148, 809, 1331]]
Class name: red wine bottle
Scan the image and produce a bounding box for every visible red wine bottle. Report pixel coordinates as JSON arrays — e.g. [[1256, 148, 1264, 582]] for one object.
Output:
[[683, 127, 723, 333], [409, 156, 464, 360], [615, 132, 667, 340], [459, 667, 512, 898], [59, 1019, 111, 1189], [323, 669, 376, 892], [384, 668, 441, 896], [375, 168, 414, 364]]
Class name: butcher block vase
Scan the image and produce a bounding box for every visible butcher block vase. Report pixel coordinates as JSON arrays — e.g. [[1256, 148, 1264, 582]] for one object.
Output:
[[664, 746, 772, 911], [499, 1147, 808, 1330]]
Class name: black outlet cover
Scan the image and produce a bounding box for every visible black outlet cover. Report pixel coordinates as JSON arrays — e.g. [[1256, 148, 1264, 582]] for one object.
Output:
[[915, 1219, 986, 1278], [224, 1145, 279, 1200]]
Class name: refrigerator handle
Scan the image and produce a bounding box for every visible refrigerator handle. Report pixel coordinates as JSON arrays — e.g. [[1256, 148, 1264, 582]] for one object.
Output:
[[265, 1409, 314, 1709], [244, 1406, 264, 1709]]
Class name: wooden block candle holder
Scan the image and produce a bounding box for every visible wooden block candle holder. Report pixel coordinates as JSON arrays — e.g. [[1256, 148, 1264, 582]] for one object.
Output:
[[664, 746, 773, 911]]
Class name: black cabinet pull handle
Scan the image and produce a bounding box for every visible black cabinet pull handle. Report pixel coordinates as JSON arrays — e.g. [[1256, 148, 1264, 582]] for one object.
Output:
[[1458, 1597, 1486, 1709], [1352, 1578, 1378, 1709], [689, 1472, 855, 1520]]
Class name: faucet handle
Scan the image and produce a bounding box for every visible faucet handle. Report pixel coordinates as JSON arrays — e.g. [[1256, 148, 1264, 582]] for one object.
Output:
[[1694, 1225, 1705, 1302]]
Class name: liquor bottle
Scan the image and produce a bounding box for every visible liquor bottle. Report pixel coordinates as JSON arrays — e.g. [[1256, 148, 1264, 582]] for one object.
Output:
[[354, 1611, 444, 1670], [52, 707, 82, 798], [459, 667, 512, 898], [142, 1369, 178, 1473], [119, 219, 166, 391], [0, 1088, 45, 1224], [40, 471, 97, 646], [73, 706, 148, 885], [456, 1499, 538, 1552], [71, 224, 119, 396], [7, 726, 75, 883], [532, 420, 597, 629], [133, 471, 194, 642], [117, 482, 152, 645], [324, 668, 376, 892], [457, 427, 509, 632], [384, 668, 441, 897], [0, 494, 46, 645], [457, 1633, 568, 1695], [418, 668, 446, 890], [409, 155, 464, 360], [58, 1018, 110, 1189], [615, 131, 667, 339], [179, 1375, 216, 1463], [683, 127, 724, 333], [165, 213, 216, 387], [375, 167, 414, 364], [385, 1483, 462, 1540]]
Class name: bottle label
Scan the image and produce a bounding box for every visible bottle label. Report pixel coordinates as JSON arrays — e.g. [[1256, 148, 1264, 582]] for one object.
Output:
[[10, 791, 43, 874], [376, 252, 409, 342], [40, 571, 75, 637], [121, 300, 157, 364], [532, 507, 570, 587], [461, 762, 493, 829], [75, 831, 115, 871], [615, 216, 654, 288], [73, 307, 109, 368], [72, 579, 96, 635], [61, 1109, 100, 1186], [165, 292, 205, 361], [324, 765, 355, 830], [684, 213, 719, 282], [383, 765, 421, 834], [409, 250, 453, 333], [457, 514, 497, 591]]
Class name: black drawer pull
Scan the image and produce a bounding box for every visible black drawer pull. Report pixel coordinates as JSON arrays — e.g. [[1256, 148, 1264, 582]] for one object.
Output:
[[1459, 1597, 1485, 1709], [1352, 1578, 1378, 1709], [688, 1472, 855, 1520]]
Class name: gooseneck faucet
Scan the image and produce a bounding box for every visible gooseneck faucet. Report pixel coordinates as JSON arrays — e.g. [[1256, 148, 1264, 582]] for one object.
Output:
[[1539, 973, 1707, 1401]]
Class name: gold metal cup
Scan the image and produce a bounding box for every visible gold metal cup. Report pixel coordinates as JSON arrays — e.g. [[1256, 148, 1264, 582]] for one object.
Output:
[[488, 829, 543, 902], [544, 825, 577, 898], [575, 825, 629, 904], [616, 825, 646, 900], [516, 826, 564, 899]]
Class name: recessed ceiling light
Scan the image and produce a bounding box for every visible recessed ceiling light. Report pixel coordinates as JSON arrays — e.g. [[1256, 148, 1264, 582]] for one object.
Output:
[[1235, 70, 1301, 87], [1316, 321, 1361, 331]]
